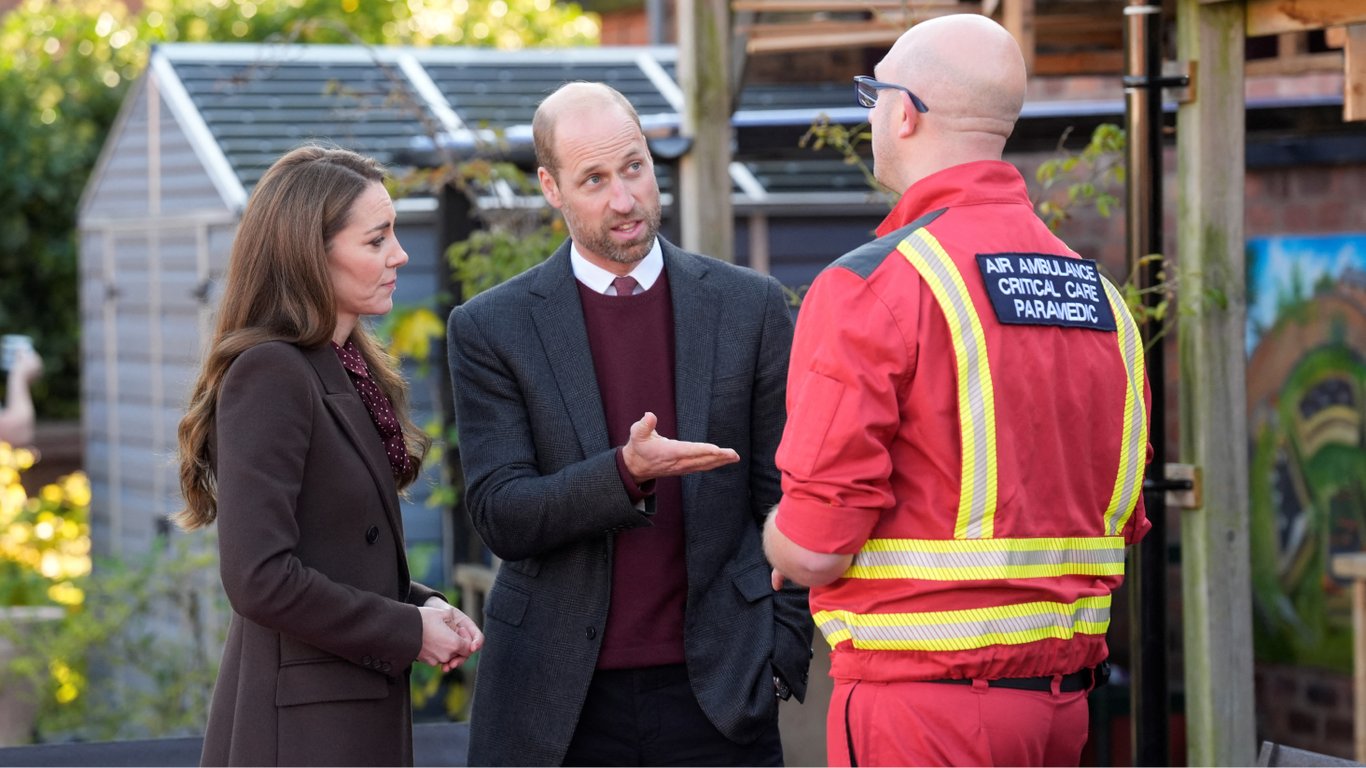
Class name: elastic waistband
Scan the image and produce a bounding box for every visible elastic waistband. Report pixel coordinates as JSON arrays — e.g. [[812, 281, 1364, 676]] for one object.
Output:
[[925, 661, 1109, 693]]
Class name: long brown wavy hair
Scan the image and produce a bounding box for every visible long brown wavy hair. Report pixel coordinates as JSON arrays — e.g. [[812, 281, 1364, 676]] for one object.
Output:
[[175, 146, 430, 530]]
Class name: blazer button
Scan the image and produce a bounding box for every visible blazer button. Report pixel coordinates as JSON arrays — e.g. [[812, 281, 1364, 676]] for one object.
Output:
[[365, 525, 380, 544], [585, 626, 596, 640]]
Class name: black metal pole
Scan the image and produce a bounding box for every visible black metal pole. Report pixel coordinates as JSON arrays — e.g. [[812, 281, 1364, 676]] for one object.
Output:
[[1123, 3, 1172, 765]]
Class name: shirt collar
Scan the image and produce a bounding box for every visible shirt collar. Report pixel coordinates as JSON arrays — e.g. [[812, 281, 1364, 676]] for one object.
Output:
[[569, 239, 664, 294]]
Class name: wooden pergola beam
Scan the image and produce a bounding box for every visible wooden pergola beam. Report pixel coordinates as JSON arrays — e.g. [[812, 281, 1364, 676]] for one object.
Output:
[[1246, 0, 1366, 35], [743, 27, 903, 53]]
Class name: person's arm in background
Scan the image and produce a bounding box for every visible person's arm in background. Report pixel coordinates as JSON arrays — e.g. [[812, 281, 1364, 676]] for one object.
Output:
[[765, 266, 914, 586], [0, 348, 42, 447]]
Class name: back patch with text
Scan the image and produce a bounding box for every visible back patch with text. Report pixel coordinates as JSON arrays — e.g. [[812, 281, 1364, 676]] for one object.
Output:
[[975, 252, 1116, 331]]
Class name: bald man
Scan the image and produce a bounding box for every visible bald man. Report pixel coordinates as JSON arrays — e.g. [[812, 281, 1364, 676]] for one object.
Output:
[[763, 15, 1151, 766], [449, 82, 812, 766]]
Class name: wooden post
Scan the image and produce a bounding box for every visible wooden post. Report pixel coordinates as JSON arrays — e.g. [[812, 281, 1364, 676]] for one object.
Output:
[[1001, 0, 1036, 74], [677, 0, 735, 262], [1174, 0, 1256, 764], [1346, 24, 1366, 122], [1331, 553, 1366, 763]]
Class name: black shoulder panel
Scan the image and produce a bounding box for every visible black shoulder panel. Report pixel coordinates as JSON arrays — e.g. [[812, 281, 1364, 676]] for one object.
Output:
[[827, 208, 947, 280]]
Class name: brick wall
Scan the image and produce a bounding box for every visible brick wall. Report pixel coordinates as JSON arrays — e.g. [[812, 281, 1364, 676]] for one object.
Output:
[[1256, 663, 1355, 759]]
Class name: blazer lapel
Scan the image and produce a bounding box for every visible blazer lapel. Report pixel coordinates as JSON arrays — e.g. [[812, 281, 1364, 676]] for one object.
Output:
[[302, 344, 407, 543], [662, 240, 721, 446], [529, 243, 612, 459]]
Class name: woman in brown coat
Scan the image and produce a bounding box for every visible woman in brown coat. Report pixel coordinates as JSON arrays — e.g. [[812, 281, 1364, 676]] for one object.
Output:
[[176, 146, 483, 767]]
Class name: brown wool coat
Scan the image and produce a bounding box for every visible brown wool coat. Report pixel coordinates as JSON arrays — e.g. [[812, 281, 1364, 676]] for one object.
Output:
[[200, 342, 441, 767]]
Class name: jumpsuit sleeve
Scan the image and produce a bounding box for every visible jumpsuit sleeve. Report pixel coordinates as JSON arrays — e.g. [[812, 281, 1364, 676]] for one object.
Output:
[[774, 266, 916, 555]]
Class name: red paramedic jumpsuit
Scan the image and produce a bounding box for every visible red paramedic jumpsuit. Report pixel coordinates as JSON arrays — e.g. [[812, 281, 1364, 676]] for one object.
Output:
[[774, 160, 1152, 766]]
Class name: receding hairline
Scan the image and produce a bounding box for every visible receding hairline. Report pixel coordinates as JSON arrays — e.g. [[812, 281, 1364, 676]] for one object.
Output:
[[532, 82, 643, 176]]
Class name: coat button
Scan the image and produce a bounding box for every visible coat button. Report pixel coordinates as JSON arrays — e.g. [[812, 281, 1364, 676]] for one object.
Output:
[[381, 661, 392, 672], [585, 626, 596, 640], [362, 655, 373, 666], [365, 526, 380, 544]]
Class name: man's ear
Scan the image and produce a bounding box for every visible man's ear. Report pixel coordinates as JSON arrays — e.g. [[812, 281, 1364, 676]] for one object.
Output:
[[897, 91, 920, 139], [538, 166, 562, 209]]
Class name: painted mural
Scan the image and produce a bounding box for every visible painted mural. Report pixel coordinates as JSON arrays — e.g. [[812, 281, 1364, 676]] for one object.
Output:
[[1246, 233, 1366, 671]]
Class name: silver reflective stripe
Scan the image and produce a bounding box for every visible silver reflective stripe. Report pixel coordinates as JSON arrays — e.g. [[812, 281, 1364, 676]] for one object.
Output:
[[814, 595, 1112, 651], [846, 536, 1127, 580], [1101, 279, 1148, 535], [897, 231, 998, 539]]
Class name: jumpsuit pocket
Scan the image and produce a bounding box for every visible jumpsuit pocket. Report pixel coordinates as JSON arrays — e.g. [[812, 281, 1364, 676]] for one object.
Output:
[[777, 370, 846, 476]]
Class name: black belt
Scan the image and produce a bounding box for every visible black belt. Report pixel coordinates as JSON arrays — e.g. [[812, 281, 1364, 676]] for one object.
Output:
[[926, 661, 1109, 693]]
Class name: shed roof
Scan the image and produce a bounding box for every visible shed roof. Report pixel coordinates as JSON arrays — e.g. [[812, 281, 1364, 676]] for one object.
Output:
[[141, 42, 1354, 217], [147, 42, 889, 213]]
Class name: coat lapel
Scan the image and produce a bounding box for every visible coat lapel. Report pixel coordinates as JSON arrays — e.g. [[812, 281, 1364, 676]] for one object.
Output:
[[302, 344, 407, 546], [662, 240, 721, 446], [529, 243, 612, 459]]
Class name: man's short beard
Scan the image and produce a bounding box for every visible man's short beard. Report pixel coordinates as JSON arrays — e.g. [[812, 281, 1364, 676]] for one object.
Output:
[[564, 201, 663, 266]]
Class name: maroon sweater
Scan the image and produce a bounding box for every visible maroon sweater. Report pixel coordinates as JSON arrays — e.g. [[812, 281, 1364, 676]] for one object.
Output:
[[577, 270, 687, 669]]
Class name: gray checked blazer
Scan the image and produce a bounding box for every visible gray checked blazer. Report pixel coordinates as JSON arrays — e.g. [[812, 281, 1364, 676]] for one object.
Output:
[[447, 237, 813, 766]]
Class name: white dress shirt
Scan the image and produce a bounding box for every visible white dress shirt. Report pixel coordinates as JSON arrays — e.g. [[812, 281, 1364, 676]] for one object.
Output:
[[570, 240, 664, 295]]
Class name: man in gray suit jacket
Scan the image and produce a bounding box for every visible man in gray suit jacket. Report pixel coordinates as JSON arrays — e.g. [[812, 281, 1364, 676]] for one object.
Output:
[[447, 82, 813, 766]]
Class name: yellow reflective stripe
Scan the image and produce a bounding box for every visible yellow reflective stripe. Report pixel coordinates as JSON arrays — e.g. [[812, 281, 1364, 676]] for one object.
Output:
[[1101, 279, 1148, 536], [813, 595, 1111, 651], [845, 536, 1127, 580], [897, 231, 998, 539]]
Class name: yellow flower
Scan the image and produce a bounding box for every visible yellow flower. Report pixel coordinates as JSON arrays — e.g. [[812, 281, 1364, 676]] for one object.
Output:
[[47, 581, 84, 606], [14, 448, 36, 470], [62, 474, 91, 507], [388, 307, 444, 361]]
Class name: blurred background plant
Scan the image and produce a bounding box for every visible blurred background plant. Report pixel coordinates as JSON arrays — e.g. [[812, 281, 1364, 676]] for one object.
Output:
[[0, 441, 224, 743], [0, 442, 90, 608]]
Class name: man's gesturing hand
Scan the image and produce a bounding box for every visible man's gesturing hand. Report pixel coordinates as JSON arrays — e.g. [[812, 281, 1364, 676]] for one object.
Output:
[[621, 411, 739, 482]]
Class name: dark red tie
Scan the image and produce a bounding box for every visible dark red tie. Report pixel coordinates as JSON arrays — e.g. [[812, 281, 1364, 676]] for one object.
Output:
[[612, 276, 639, 296]]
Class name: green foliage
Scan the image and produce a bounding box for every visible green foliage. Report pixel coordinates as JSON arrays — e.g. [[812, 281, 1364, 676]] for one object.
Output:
[[1033, 123, 1126, 232], [142, 0, 598, 48], [0, 0, 598, 421], [798, 115, 891, 206], [0, 1, 151, 418], [0, 445, 90, 609], [0, 442, 222, 742], [20, 538, 226, 742], [443, 159, 567, 303]]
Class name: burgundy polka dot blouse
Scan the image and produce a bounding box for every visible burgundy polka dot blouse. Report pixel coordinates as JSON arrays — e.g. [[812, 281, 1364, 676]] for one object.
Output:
[[331, 340, 414, 481]]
